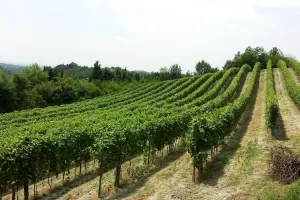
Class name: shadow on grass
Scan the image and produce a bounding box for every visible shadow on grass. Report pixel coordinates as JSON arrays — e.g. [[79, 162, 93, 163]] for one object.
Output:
[[270, 113, 288, 140], [38, 167, 100, 200], [106, 149, 186, 200], [199, 71, 261, 186]]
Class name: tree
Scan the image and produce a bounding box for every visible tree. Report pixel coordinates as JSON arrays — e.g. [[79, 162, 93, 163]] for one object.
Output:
[[22, 64, 48, 88], [159, 66, 170, 81], [121, 68, 128, 81], [91, 61, 102, 80], [115, 67, 122, 81], [0, 70, 17, 112], [102, 67, 115, 81], [269, 47, 285, 67], [12, 73, 28, 109], [43, 66, 55, 80], [195, 60, 212, 74], [223, 46, 271, 69], [185, 70, 192, 77], [134, 72, 140, 81], [169, 64, 182, 79]]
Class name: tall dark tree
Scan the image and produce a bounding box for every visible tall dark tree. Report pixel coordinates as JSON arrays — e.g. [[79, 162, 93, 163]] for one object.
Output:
[[102, 67, 115, 81], [43, 66, 55, 80], [115, 67, 122, 81], [134, 72, 140, 81], [195, 60, 212, 74], [121, 68, 128, 81], [91, 61, 102, 80], [269, 47, 285, 67], [169, 64, 182, 79], [12, 73, 28, 109], [0, 70, 17, 112]]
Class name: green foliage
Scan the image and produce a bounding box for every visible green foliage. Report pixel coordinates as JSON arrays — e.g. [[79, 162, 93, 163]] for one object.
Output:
[[223, 46, 288, 70], [91, 60, 102, 80], [169, 64, 182, 79], [278, 60, 300, 108], [0, 63, 257, 197], [288, 59, 300, 77], [0, 63, 136, 112], [159, 64, 182, 80], [0, 70, 17, 112], [269, 47, 285, 67], [266, 60, 279, 128], [22, 63, 48, 88], [0, 69, 241, 194], [189, 62, 260, 174], [24, 89, 46, 108], [195, 60, 218, 75], [265, 180, 300, 200], [34, 77, 101, 105]]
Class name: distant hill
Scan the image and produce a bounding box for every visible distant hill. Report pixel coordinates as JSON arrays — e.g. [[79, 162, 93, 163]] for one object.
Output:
[[135, 70, 150, 74], [0, 63, 25, 74]]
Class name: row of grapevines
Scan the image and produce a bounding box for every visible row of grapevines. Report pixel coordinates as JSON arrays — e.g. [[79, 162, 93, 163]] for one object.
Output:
[[0, 80, 165, 123], [188, 62, 260, 182], [103, 74, 211, 110], [0, 67, 246, 199], [187, 64, 251, 113], [0, 78, 179, 128], [0, 70, 227, 197], [277, 60, 300, 108], [0, 68, 238, 143], [288, 59, 300, 77], [266, 60, 279, 128], [0, 76, 196, 129], [165, 71, 223, 104], [138, 66, 248, 152]]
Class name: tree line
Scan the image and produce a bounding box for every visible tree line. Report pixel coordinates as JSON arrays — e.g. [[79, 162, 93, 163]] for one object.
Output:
[[0, 64, 100, 113], [223, 46, 290, 70]]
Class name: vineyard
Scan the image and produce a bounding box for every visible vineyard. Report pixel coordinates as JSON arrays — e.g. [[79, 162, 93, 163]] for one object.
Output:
[[2, 59, 300, 200]]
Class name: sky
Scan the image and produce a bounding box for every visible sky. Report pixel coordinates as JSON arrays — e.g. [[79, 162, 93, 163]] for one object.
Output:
[[1, 0, 300, 73]]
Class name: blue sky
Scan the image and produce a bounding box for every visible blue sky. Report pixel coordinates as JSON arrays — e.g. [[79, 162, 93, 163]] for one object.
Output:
[[1, 0, 300, 72]]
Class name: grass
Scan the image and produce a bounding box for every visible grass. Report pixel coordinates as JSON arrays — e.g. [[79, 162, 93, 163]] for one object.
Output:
[[264, 180, 300, 200], [228, 140, 262, 186]]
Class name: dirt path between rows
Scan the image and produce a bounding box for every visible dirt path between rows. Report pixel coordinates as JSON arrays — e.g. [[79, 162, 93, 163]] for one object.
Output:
[[273, 68, 300, 147], [105, 70, 270, 200]]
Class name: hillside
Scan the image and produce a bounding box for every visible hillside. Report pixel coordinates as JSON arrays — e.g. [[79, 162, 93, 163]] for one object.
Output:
[[0, 62, 24, 74], [2, 60, 300, 200]]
